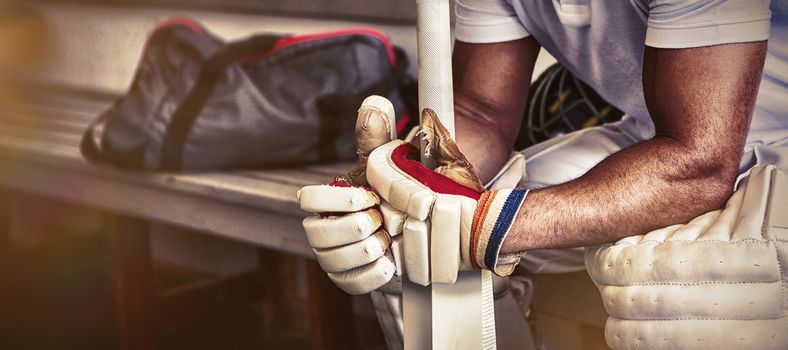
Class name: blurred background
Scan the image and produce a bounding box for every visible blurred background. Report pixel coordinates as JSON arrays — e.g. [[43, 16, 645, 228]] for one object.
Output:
[[0, 2, 424, 348]]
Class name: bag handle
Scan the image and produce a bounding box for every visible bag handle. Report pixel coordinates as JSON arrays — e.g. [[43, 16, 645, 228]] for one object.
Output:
[[158, 34, 281, 171], [80, 108, 148, 168], [80, 109, 112, 165]]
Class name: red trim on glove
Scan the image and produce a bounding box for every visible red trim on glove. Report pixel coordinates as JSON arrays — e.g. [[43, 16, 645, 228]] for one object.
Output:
[[390, 143, 482, 200], [329, 177, 370, 190], [329, 178, 353, 187]]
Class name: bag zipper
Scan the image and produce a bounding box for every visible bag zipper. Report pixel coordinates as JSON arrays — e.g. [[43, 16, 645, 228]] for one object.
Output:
[[253, 27, 397, 69]]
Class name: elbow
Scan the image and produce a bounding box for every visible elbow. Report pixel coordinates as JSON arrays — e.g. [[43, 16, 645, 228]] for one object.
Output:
[[685, 154, 739, 213], [656, 134, 742, 213], [454, 90, 521, 145], [702, 170, 736, 212]]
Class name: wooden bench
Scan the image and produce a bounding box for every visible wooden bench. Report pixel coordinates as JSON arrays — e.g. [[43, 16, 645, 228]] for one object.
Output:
[[0, 85, 362, 349]]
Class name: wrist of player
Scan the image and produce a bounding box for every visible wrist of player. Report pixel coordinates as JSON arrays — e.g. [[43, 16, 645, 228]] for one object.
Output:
[[470, 188, 528, 275]]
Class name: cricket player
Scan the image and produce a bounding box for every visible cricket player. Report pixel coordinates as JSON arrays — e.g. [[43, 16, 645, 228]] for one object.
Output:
[[298, 0, 788, 348]]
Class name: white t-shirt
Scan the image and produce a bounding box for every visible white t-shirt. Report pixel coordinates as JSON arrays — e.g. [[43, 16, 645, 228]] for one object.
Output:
[[455, 0, 787, 165]]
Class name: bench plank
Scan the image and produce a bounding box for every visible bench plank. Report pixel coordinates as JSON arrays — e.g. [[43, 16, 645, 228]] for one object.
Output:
[[0, 124, 83, 145], [241, 168, 340, 186], [0, 111, 89, 132]]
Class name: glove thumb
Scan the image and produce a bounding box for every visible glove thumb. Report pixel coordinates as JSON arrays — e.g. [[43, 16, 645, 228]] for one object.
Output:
[[419, 109, 484, 191], [343, 95, 397, 186]]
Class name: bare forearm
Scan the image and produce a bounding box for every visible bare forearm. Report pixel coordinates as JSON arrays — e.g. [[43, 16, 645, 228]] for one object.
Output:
[[455, 93, 518, 183], [502, 42, 766, 253], [452, 38, 540, 183], [502, 137, 737, 252]]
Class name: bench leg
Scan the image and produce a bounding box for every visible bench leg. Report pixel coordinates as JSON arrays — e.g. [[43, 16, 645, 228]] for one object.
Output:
[[105, 215, 155, 350], [307, 261, 357, 350], [258, 249, 307, 338], [0, 190, 9, 341], [0, 190, 10, 253]]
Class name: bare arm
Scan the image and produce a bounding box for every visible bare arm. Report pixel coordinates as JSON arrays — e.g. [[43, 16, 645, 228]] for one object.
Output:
[[500, 42, 767, 253], [453, 37, 540, 183]]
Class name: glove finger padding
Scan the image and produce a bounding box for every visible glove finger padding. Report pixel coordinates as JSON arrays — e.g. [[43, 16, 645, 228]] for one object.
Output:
[[297, 185, 379, 213], [390, 235, 405, 276], [303, 208, 382, 248], [585, 165, 788, 350], [313, 230, 391, 273], [380, 201, 406, 237], [403, 217, 430, 285], [328, 256, 397, 295], [430, 194, 463, 283]]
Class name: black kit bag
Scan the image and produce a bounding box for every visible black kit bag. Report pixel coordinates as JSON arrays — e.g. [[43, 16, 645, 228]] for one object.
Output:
[[81, 18, 417, 171]]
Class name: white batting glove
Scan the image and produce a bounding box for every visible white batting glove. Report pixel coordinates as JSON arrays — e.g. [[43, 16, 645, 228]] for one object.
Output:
[[297, 96, 407, 295], [366, 109, 528, 285]]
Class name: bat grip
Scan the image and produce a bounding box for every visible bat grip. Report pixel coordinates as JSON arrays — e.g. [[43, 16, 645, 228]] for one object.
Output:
[[416, 0, 455, 140]]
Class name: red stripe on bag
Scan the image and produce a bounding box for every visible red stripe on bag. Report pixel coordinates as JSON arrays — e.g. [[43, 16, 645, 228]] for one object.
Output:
[[149, 18, 204, 37], [396, 112, 411, 135], [141, 18, 204, 56], [259, 28, 397, 68]]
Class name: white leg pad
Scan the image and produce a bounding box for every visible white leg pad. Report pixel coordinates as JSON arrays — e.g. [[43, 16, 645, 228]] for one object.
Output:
[[370, 291, 404, 350], [587, 165, 788, 350]]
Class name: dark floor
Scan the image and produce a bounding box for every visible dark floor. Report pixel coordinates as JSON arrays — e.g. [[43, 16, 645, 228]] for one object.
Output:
[[159, 304, 310, 350], [1, 233, 118, 349], [0, 232, 313, 349]]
